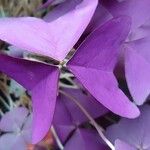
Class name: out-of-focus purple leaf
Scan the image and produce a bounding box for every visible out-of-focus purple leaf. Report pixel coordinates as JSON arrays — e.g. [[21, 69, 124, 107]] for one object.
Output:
[[0, 107, 28, 132], [53, 88, 108, 142], [53, 95, 76, 143], [75, 3, 113, 47], [125, 37, 150, 105], [127, 19, 150, 41], [106, 105, 150, 150], [0, 134, 26, 150], [115, 139, 136, 150], [64, 129, 108, 150], [0, 107, 32, 150]]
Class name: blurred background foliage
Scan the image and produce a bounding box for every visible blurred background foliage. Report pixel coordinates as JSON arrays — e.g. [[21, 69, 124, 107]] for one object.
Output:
[[0, 0, 43, 17]]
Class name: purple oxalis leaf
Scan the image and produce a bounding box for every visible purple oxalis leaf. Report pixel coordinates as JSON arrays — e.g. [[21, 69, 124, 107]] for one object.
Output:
[[64, 129, 108, 150], [79, 0, 150, 42], [106, 105, 150, 150], [0, 107, 28, 132], [83, 4, 113, 36], [98, 0, 150, 105], [53, 93, 76, 143], [116, 0, 126, 2], [0, 107, 32, 150], [53, 88, 108, 142], [40, 0, 65, 8], [0, 0, 98, 143], [67, 16, 140, 118], [86, 0, 150, 106], [0, 54, 60, 143], [0, 10, 140, 145], [99, 0, 150, 43], [101, 0, 150, 31], [126, 18, 150, 41], [75, 3, 113, 47], [125, 37, 150, 105], [0, 16, 140, 143], [0, 0, 98, 61], [54, 95, 108, 149], [0, 1, 149, 149], [59, 88, 108, 124], [0, 134, 27, 150], [115, 140, 136, 150]]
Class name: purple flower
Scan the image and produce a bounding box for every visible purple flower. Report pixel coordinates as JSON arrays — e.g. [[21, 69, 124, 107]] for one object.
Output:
[[0, 0, 139, 143], [0, 107, 32, 150], [106, 105, 150, 150]]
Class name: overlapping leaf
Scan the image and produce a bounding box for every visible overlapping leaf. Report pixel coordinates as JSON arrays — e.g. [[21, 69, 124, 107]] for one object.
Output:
[[53, 88, 108, 142], [64, 129, 108, 150], [125, 37, 150, 105], [102, 0, 150, 31], [67, 16, 140, 118], [0, 107, 32, 150], [0, 54, 59, 143], [0, 0, 98, 61], [53, 89, 108, 149], [115, 140, 135, 150], [106, 105, 150, 150]]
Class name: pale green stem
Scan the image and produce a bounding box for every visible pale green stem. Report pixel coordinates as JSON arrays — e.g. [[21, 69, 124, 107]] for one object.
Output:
[[51, 126, 64, 150]]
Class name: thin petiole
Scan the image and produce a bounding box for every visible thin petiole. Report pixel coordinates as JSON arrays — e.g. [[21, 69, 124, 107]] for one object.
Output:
[[51, 126, 64, 150]]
